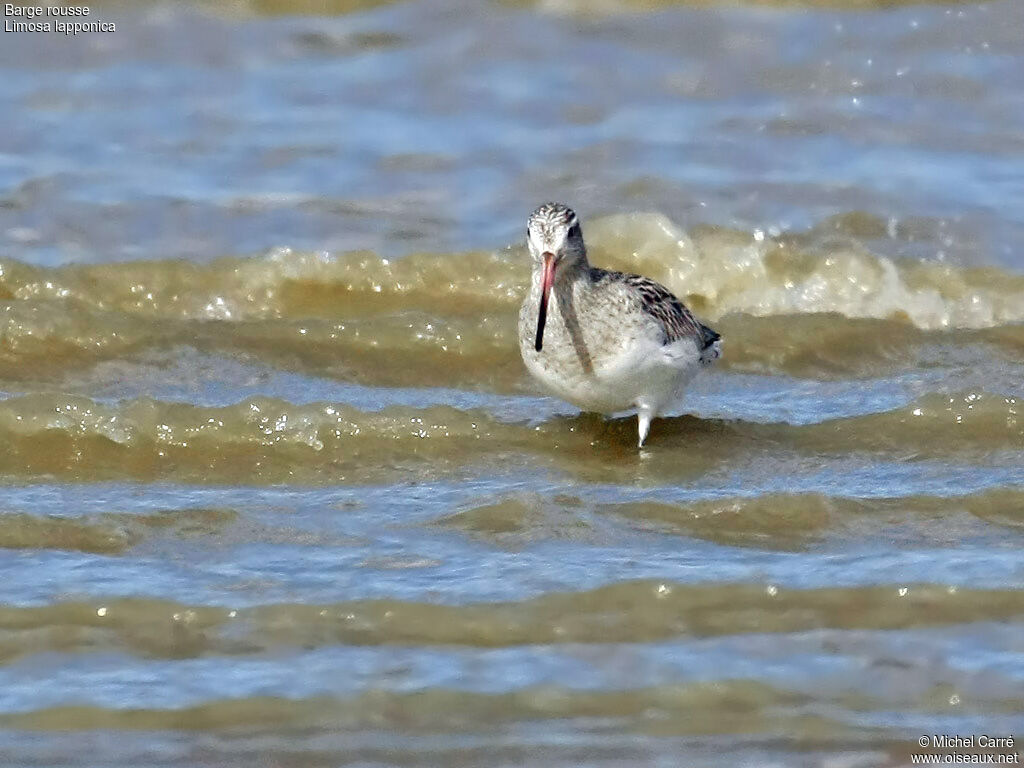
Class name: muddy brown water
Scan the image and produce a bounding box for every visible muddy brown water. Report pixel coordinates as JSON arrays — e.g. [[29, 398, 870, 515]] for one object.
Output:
[[0, 0, 1023, 765]]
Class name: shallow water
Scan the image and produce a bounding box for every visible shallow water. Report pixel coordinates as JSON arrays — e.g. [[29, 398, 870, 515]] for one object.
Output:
[[1, 0, 1023, 765]]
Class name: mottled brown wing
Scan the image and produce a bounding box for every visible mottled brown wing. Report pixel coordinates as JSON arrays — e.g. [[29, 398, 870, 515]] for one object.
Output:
[[596, 269, 719, 348]]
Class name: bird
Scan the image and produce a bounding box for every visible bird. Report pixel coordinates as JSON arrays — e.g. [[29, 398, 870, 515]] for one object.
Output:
[[518, 202, 721, 447]]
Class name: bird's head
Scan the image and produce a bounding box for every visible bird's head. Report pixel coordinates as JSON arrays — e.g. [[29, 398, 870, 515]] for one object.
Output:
[[526, 201, 587, 272], [526, 202, 587, 352]]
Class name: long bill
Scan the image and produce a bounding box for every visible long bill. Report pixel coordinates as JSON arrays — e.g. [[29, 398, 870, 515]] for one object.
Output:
[[535, 252, 556, 352]]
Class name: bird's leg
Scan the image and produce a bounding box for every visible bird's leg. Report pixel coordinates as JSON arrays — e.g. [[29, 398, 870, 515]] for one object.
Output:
[[636, 405, 654, 448]]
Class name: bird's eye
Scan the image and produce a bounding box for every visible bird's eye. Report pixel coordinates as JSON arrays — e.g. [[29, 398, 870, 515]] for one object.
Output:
[[567, 224, 580, 238]]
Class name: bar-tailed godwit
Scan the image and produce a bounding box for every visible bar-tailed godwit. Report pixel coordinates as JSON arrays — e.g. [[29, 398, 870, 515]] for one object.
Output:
[[518, 202, 721, 447]]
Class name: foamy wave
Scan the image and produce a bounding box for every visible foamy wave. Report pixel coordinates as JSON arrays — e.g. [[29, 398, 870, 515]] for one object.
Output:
[[0, 391, 1012, 484], [1, 212, 1021, 332], [586, 213, 1024, 331]]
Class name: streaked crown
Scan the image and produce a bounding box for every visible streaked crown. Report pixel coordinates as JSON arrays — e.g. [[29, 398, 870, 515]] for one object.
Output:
[[528, 202, 578, 240], [526, 202, 586, 264]]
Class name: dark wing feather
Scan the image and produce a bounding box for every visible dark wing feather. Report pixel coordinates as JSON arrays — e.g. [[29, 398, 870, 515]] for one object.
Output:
[[593, 269, 719, 348]]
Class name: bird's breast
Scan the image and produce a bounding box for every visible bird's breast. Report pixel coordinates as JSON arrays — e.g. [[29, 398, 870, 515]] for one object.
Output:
[[518, 284, 659, 412]]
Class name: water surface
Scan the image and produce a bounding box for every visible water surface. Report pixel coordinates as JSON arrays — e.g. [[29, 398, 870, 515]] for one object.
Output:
[[1, 0, 1023, 765]]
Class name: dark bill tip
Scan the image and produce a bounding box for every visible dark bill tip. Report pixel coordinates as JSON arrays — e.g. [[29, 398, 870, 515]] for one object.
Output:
[[535, 252, 555, 352]]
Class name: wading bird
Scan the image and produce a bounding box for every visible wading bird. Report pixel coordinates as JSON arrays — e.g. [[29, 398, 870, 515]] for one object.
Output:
[[519, 202, 721, 447]]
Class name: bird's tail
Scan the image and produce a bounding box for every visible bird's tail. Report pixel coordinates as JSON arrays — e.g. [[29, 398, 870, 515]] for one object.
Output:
[[699, 324, 721, 365]]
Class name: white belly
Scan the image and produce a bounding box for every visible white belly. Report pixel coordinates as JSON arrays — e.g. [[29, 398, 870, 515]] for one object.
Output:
[[523, 335, 702, 417]]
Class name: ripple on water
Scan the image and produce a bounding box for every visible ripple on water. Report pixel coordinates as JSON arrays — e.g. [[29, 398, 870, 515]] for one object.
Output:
[[2, 0, 1024, 764]]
